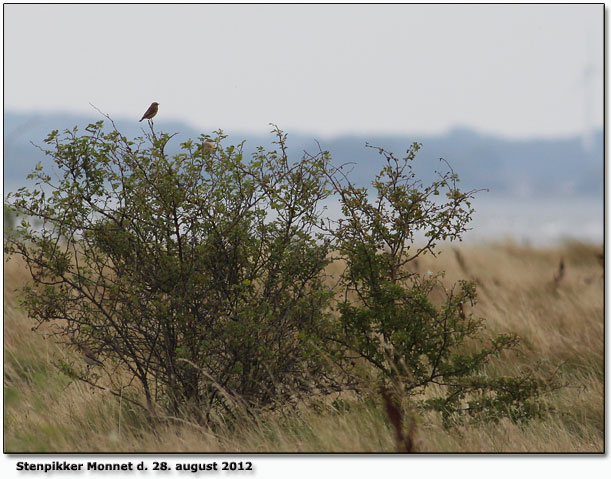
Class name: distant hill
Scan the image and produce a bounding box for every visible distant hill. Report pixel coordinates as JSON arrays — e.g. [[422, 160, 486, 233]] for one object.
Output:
[[3, 110, 603, 198]]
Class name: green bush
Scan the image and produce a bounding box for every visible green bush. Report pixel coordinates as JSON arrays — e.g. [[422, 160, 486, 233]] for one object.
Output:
[[326, 143, 556, 424], [5, 121, 556, 425], [5, 122, 337, 421]]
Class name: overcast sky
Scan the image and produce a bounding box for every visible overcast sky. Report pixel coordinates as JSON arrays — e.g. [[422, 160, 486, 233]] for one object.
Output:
[[4, 4, 604, 139]]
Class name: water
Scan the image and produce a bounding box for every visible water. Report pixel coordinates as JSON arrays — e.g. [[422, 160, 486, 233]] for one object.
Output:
[[319, 194, 603, 247], [463, 195, 603, 246]]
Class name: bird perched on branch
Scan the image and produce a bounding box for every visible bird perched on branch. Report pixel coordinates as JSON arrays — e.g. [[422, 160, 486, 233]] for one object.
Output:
[[201, 139, 216, 156], [79, 345, 104, 367], [139, 102, 159, 122]]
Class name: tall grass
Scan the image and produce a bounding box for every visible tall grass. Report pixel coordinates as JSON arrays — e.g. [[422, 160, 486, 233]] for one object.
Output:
[[3, 241, 603, 452]]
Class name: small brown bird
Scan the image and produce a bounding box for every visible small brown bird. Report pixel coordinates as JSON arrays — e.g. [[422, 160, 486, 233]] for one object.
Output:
[[201, 139, 216, 156], [79, 345, 103, 367], [139, 102, 159, 122]]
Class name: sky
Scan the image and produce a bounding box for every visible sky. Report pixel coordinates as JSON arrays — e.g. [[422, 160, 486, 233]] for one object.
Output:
[[3, 3, 604, 139]]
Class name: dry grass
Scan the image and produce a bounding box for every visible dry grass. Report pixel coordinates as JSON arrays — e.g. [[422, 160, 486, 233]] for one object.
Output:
[[3, 240, 604, 453]]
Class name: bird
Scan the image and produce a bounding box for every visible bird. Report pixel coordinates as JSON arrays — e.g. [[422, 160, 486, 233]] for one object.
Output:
[[139, 102, 159, 122], [79, 345, 104, 367], [201, 139, 216, 156]]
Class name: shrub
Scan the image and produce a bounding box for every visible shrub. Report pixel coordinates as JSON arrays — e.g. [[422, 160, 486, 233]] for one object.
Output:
[[5, 121, 338, 421], [326, 143, 556, 424], [5, 121, 556, 426]]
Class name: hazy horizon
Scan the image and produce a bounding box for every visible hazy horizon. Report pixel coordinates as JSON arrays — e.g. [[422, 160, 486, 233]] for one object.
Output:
[[3, 106, 604, 144], [4, 109, 603, 246]]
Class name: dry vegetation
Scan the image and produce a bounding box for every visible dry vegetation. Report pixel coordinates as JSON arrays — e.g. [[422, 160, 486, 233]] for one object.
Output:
[[3, 240, 604, 453]]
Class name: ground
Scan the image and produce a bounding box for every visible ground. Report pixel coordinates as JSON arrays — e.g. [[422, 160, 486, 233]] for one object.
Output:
[[3, 240, 603, 453]]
